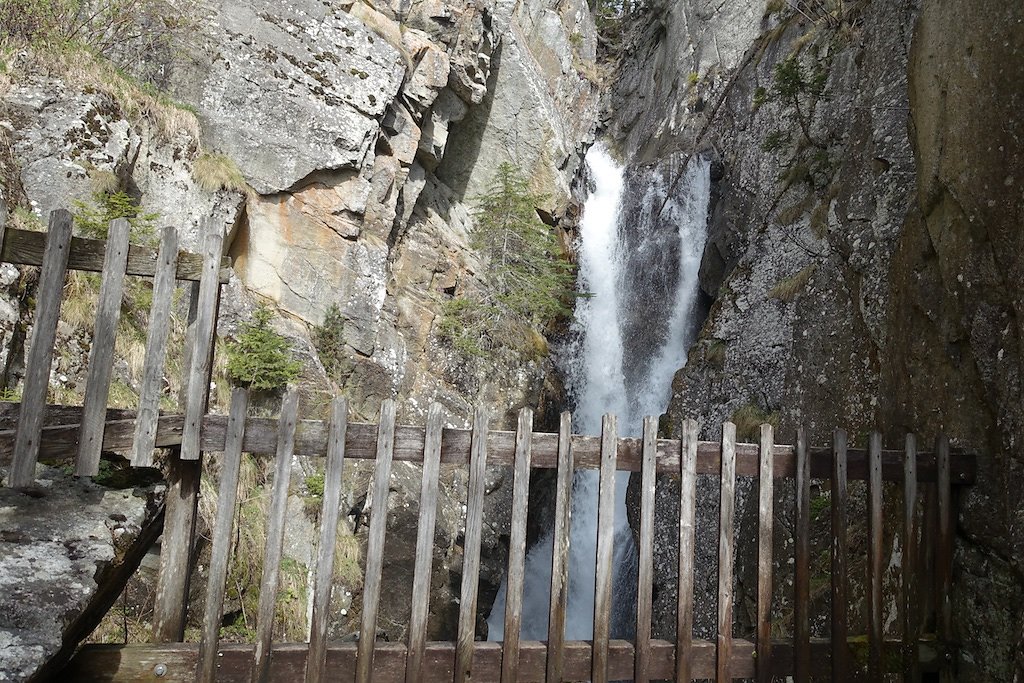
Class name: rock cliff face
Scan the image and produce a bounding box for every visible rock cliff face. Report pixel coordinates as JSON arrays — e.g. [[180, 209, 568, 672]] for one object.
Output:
[[610, 0, 1023, 677]]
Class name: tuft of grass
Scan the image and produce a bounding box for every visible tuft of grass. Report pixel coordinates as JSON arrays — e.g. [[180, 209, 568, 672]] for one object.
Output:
[[192, 152, 248, 194], [705, 339, 727, 368], [810, 200, 830, 237], [62, 271, 101, 332], [765, 0, 787, 14], [687, 71, 700, 87], [768, 264, 817, 302], [304, 473, 325, 498], [11, 206, 46, 231], [731, 404, 780, 442], [88, 168, 121, 194]]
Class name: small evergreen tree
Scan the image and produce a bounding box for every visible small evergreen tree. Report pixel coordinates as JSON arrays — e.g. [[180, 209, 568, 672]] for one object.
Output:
[[226, 306, 302, 391], [72, 190, 158, 242], [311, 303, 348, 381]]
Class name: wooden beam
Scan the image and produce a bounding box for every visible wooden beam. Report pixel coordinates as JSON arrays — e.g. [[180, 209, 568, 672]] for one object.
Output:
[[545, 412, 573, 682], [152, 454, 202, 642], [831, 429, 849, 680], [717, 422, 737, 682], [794, 426, 811, 682], [676, 419, 698, 683], [500, 408, 532, 683], [756, 424, 774, 683], [454, 408, 489, 683], [593, 414, 618, 683], [867, 431, 884, 680], [903, 434, 920, 683], [635, 415, 657, 683]]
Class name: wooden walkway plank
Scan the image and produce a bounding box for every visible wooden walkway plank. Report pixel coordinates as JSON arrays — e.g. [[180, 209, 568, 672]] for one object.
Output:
[[794, 425, 810, 683], [717, 421, 737, 682], [936, 434, 954, 682], [356, 399, 398, 683], [306, 396, 348, 683], [251, 389, 299, 683], [199, 388, 249, 682], [676, 418, 698, 683], [0, 226, 228, 282], [132, 225, 180, 467], [593, 413, 618, 683], [546, 411, 574, 683], [454, 408, 489, 683], [903, 434, 920, 683], [152, 454, 203, 642], [756, 424, 774, 683], [501, 408, 534, 683], [831, 429, 849, 681], [76, 218, 132, 476], [405, 403, 444, 683], [181, 225, 223, 460], [635, 415, 658, 683], [867, 431, 884, 681], [9, 209, 73, 488]]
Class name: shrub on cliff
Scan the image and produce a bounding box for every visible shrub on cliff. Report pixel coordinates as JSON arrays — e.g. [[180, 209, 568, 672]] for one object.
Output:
[[226, 306, 302, 392]]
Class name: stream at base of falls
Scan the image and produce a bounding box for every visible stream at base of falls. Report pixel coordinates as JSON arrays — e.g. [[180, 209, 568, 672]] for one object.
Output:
[[486, 143, 711, 642]]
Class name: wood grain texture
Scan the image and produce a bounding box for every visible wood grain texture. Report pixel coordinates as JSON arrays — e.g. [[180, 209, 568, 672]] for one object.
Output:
[[593, 414, 618, 683], [635, 415, 658, 683], [152, 454, 202, 642], [356, 400, 397, 683], [454, 408, 489, 683], [76, 218, 131, 476], [251, 390, 299, 683], [405, 403, 444, 683], [935, 435, 953, 683], [546, 412, 573, 682], [0, 226, 229, 282], [676, 419, 698, 683], [9, 210, 73, 487], [867, 431, 884, 681], [306, 397, 348, 683], [131, 225, 179, 467], [831, 429, 849, 681], [756, 424, 774, 683], [794, 426, 810, 683], [500, 408, 533, 683], [180, 226, 223, 460], [199, 389, 249, 683], [903, 434, 920, 683], [717, 422, 737, 682]]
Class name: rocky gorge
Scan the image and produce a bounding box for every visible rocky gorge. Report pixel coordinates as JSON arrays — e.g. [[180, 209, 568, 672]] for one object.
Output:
[[0, 0, 1021, 680]]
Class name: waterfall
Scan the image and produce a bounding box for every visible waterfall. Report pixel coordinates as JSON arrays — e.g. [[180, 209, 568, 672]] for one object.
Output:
[[487, 144, 711, 642]]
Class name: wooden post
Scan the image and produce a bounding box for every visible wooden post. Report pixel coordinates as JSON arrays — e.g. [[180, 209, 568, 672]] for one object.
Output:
[[198, 388, 249, 682], [405, 403, 444, 683], [676, 418, 698, 683], [755, 424, 774, 683], [546, 412, 574, 682], [592, 413, 618, 683], [903, 434, 920, 683], [635, 415, 658, 683], [9, 210, 73, 488], [716, 422, 737, 682], [252, 389, 300, 683], [831, 429, 849, 680], [936, 434, 954, 682], [76, 218, 131, 476], [152, 454, 203, 642], [356, 400, 397, 683], [867, 431, 884, 681], [132, 225, 179, 467], [500, 408, 533, 682], [454, 408, 489, 683], [794, 425, 810, 683], [306, 397, 348, 683]]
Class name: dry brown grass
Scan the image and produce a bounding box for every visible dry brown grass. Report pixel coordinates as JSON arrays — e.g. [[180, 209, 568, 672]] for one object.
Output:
[[768, 264, 817, 302], [192, 152, 248, 195]]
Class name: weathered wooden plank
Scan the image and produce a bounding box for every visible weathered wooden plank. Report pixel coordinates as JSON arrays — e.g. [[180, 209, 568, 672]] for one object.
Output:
[[454, 408, 489, 683], [717, 422, 737, 682], [131, 225, 179, 467], [867, 431, 884, 681], [356, 400, 397, 683], [180, 226, 223, 461], [3, 410, 978, 484], [501, 408, 533, 683], [252, 389, 299, 683], [794, 425, 810, 683], [676, 418, 698, 683], [935, 434, 954, 683], [76, 218, 131, 477], [199, 388, 249, 683], [635, 415, 658, 683], [831, 429, 849, 681], [66, 638, 948, 683], [152, 454, 202, 642], [9, 210, 73, 488], [903, 433, 920, 683], [756, 424, 774, 683], [0, 199, 7, 254], [306, 397, 348, 683], [0, 226, 229, 282], [593, 414, 618, 683], [546, 411, 573, 683], [405, 403, 444, 683]]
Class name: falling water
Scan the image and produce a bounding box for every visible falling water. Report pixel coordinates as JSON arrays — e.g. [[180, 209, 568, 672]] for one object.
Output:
[[487, 143, 711, 642]]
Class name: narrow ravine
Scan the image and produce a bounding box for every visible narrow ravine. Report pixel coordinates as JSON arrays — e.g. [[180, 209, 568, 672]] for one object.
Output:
[[487, 144, 711, 641]]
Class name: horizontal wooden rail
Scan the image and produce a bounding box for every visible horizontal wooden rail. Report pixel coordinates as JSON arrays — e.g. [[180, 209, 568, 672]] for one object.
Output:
[[65, 638, 950, 682], [0, 407, 977, 484], [0, 226, 230, 283]]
